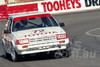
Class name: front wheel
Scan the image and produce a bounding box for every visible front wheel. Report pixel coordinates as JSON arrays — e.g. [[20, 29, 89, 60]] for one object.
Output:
[[66, 44, 71, 57], [4, 49, 11, 58], [51, 50, 67, 59], [2, 41, 10, 58], [11, 45, 21, 62], [52, 49, 71, 59]]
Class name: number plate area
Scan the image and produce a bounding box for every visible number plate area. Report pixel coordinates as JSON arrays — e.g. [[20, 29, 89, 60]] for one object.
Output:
[[25, 45, 59, 51]]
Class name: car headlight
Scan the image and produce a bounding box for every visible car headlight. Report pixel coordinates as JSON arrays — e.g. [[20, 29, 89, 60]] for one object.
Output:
[[16, 38, 29, 45], [56, 34, 68, 40]]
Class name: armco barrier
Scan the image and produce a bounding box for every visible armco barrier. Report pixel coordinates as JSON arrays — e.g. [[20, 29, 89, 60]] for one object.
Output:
[[0, 0, 100, 20], [0, 3, 38, 20], [0, 5, 8, 20], [8, 3, 38, 14]]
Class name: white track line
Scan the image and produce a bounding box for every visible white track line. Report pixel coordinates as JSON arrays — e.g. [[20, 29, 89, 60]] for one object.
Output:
[[86, 28, 100, 38]]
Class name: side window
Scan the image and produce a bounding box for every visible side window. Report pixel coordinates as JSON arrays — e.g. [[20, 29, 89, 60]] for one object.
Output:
[[4, 19, 12, 32], [9, 19, 12, 31]]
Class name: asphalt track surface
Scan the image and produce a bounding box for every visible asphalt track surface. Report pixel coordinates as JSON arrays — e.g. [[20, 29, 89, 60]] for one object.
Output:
[[0, 10, 100, 67]]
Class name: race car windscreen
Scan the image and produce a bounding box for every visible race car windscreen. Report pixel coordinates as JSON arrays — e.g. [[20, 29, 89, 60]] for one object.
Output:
[[12, 14, 58, 31]]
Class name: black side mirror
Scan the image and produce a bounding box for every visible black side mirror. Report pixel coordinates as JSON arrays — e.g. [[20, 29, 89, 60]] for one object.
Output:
[[59, 23, 65, 27], [4, 30, 11, 34]]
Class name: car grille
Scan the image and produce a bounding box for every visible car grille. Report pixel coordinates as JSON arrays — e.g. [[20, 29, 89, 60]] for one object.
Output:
[[30, 35, 56, 43]]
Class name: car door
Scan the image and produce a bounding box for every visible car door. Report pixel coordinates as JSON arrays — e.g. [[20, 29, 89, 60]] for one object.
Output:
[[3, 18, 13, 53]]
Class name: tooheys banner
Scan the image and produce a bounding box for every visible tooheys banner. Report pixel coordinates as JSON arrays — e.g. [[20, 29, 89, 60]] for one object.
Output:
[[38, 0, 100, 13], [0, 0, 100, 20], [85, 0, 100, 7], [38, 0, 84, 13]]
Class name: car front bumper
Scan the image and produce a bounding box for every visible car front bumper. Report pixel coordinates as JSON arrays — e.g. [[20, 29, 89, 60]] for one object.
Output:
[[16, 43, 71, 55]]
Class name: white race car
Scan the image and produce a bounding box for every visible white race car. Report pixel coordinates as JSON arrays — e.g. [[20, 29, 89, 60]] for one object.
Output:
[[2, 12, 71, 61]]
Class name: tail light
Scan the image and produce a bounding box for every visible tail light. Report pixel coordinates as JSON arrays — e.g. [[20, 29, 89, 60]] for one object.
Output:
[[56, 34, 68, 40], [16, 38, 29, 45]]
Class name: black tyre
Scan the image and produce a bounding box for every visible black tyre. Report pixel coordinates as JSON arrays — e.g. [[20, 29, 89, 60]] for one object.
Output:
[[51, 50, 65, 59], [52, 49, 71, 59], [10, 44, 21, 62], [4, 50, 11, 58], [54, 51, 63, 59], [2, 41, 11, 58], [66, 49, 71, 57], [66, 44, 72, 57]]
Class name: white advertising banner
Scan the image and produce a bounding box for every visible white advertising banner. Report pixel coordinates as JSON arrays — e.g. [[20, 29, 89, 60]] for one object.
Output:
[[38, 0, 100, 14]]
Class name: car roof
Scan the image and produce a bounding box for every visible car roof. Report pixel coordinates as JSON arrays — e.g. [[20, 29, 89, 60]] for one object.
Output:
[[9, 12, 50, 19]]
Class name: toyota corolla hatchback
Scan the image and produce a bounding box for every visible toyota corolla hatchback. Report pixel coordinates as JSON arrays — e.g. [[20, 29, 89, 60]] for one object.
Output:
[[2, 12, 70, 61]]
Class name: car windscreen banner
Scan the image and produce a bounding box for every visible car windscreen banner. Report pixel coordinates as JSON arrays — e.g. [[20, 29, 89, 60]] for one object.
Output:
[[0, 0, 100, 20]]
